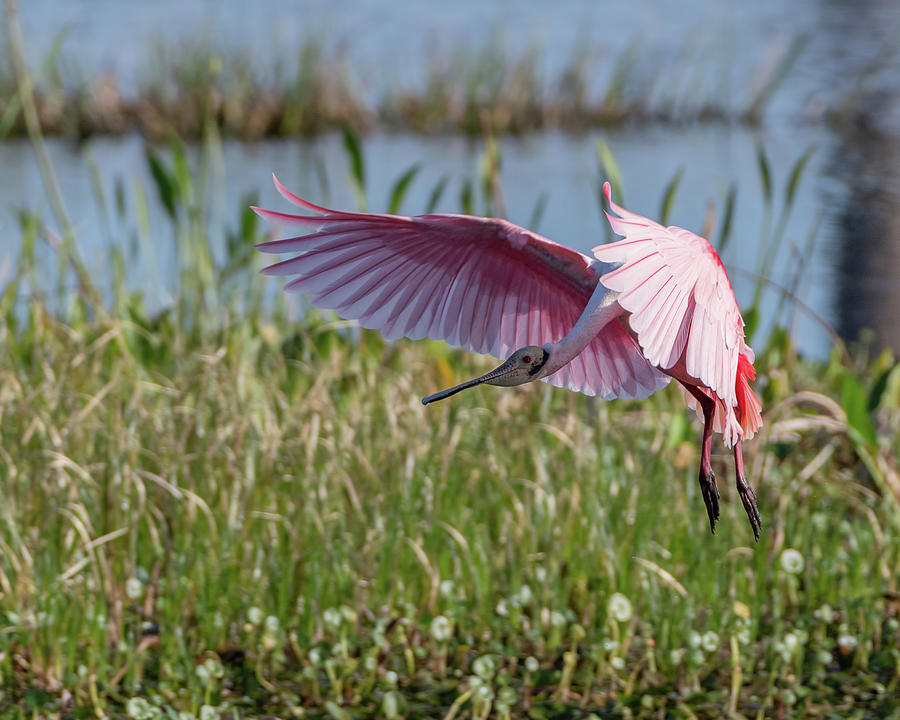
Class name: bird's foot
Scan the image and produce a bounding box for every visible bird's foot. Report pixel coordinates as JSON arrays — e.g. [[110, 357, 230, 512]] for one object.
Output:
[[736, 473, 762, 542], [698, 468, 720, 534]]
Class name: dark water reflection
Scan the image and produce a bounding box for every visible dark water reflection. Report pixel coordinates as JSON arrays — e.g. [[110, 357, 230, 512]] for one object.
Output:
[[821, 0, 900, 353], [833, 118, 900, 353]]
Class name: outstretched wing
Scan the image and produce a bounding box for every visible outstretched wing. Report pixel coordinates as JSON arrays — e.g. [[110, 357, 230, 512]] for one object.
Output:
[[253, 176, 668, 400], [593, 182, 756, 444]]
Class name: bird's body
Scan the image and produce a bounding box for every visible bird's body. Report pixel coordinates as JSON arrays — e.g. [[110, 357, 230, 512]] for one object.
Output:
[[253, 177, 763, 538]]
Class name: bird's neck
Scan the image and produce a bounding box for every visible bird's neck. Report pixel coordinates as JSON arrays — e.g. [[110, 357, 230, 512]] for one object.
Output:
[[539, 283, 624, 377]]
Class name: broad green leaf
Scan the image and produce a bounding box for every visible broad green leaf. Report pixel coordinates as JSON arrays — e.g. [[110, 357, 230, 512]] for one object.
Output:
[[755, 142, 772, 206], [742, 305, 759, 344], [239, 191, 259, 241], [145, 146, 177, 219], [342, 124, 366, 210], [842, 371, 877, 448], [426, 175, 449, 213], [388, 163, 420, 214], [868, 362, 897, 412], [717, 183, 737, 251], [595, 139, 624, 204], [659, 168, 684, 225], [785, 145, 815, 209], [169, 135, 193, 204]]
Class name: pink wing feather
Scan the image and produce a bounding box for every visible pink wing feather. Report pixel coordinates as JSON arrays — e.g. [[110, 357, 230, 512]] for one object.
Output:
[[594, 182, 760, 445], [253, 176, 668, 401]]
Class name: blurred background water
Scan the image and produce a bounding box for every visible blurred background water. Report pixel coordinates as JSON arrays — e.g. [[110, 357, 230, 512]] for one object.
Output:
[[4, 0, 900, 357]]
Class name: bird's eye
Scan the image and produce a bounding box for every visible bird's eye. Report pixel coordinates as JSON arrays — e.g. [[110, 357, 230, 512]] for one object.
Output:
[[522, 355, 532, 364]]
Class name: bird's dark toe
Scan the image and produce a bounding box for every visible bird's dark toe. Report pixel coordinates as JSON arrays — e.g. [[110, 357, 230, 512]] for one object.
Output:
[[736, 475, 762, 542], [698, 469, 720, 534]]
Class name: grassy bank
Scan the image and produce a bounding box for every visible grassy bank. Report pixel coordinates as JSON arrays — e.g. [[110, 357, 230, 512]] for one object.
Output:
[[1, 277, 900, 718], [0, 28, 805, 141]]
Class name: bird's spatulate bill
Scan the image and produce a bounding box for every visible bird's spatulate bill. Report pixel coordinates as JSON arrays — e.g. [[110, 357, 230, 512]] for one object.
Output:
[[421, 356, 519, 405]]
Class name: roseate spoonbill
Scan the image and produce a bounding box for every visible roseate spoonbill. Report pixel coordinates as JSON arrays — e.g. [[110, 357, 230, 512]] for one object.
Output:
[[253, 177, 763, 539]]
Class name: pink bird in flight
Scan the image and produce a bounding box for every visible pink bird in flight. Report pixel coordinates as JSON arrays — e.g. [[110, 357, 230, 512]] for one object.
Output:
[[253, 177, 763, 539]]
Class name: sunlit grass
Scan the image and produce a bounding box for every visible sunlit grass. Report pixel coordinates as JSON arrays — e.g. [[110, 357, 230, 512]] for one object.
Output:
[[1, 294, 899, 717]]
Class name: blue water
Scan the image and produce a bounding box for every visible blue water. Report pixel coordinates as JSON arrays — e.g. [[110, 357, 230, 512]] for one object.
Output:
[[5, 0, 900, 356]]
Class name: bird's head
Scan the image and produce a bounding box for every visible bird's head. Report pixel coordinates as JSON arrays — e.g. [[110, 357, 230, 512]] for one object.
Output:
[[421, 346, 549, 405]]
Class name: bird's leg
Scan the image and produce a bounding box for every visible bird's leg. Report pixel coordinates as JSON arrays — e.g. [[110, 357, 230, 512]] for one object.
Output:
[[680, 383, 720, 534], [733, 441, 762, 541]]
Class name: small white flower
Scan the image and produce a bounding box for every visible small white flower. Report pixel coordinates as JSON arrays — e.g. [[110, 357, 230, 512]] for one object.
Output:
[[476, 684, 494, 702], [817, 649, 833, 664], [535, 566, 547, 583], [439, 579, 455, 598], [688, 631, 701, 649], [363, 655, 376, 671], [195, 663, 211, 685], [602, 640, 619, 653], [495, 598, 509, 617], [608, 593, 633, 623], [525, 656, 539, 673], [738, 629, 751, 645], [813, 604, 834, 624], [472, 655, 496, 680], [610, 656, 625, 670], [126, 697, 159, 720], [323, 607, 341, 629], [430, 615, 452, 642], [125, 577, 143, 601], [516, 585, 533, 606], [837, 634, 858, 653], [780, 549, 805, 575], [265, 615, 280, 633], [669, 648, 685, 665], [247, 607, 263, 626], [701, 631, 719, 652], [550, 611, 566, 628], [308, 648, 322, 666], [199, 706, 220, 720], [783, 632, 799, 653], [384, 670, 398, 686]]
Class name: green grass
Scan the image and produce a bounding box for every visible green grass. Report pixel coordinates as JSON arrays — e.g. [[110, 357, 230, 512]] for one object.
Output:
[[0, 26, 807, 141], [2, 276, 900, 719]]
